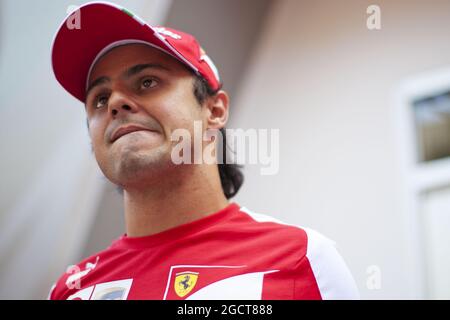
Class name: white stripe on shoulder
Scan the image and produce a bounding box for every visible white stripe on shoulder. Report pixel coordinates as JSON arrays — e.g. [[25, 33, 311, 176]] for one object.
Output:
[[240, 206, 297, 226], [239, 206, 359, 300], [304, 228, 360, 300]]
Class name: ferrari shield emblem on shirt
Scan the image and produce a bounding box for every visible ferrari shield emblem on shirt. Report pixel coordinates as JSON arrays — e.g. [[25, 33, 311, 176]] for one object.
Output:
[[174, 271, 199, 297]]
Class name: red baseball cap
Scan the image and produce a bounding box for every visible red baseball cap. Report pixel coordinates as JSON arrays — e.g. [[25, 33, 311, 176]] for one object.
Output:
[[51, 1, 221, 103]]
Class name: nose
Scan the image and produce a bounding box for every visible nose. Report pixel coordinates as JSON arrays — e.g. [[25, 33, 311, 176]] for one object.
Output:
[[108, 91, 139, 117]]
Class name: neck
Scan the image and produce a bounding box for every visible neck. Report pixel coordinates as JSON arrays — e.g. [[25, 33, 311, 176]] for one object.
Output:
[[123, 164, 229, 237]]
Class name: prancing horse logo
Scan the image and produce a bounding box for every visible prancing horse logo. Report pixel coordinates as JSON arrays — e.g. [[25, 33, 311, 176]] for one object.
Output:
[[174, 271, 199, 297]]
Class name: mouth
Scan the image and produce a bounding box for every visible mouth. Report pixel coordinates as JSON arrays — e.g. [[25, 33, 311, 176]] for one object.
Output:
[[111, 125, 157, 143]]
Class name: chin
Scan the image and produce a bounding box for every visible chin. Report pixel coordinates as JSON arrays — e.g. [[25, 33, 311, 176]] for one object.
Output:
[[107, 147, 173, 187]]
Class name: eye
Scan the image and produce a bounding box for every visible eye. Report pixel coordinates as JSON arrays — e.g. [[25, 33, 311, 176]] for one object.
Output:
[[141, 78, 158, 90], [95, 95, 109, 109]]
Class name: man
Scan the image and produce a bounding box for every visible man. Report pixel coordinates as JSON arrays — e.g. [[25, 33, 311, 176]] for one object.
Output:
[[49, 2, 359, 300]]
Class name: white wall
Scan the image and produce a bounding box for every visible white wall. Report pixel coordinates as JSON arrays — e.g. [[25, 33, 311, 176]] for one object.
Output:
[[231, 0, 450, 299]]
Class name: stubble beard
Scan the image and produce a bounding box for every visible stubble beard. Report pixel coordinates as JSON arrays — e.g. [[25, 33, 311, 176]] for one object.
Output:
[[106, 142, 175, 190]]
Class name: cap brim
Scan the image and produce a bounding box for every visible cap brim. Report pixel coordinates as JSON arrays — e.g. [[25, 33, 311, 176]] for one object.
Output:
[[51, 2, 183, 102]]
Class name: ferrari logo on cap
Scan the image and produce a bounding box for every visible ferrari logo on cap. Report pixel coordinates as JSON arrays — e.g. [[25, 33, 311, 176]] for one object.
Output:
[[154, 27, 182, 40], [174, 271, 199, 297]]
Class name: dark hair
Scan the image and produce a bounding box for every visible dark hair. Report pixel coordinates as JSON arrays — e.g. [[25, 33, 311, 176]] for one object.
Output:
[[192, 74, 244, 199], [86, 74, 244, 199]]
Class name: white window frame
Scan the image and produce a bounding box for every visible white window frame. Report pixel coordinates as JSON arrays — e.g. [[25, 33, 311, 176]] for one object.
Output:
[[394, 66, 450, 298]]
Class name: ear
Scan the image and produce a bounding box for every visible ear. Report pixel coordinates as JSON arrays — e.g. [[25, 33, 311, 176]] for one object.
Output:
[[204, 90, 229, 130]]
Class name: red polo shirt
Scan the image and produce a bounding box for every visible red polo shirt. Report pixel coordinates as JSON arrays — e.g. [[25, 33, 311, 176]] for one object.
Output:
[[49, 203, 359, 300]]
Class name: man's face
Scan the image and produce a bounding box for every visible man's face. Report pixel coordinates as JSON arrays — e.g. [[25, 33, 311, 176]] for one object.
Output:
[[85, 44, 204, 188]]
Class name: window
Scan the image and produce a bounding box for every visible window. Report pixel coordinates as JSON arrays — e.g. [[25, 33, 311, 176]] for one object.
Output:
[[413, 91, 450, 162]]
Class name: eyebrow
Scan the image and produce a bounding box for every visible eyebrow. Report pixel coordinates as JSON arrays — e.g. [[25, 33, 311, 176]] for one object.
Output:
[[86, 63, 171, 98], [125, 63, 170, 78], [86, 76, 110, 97]]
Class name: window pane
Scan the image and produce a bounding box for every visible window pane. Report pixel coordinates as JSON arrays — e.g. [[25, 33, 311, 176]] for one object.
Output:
[[413, 92, 450, 162]]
